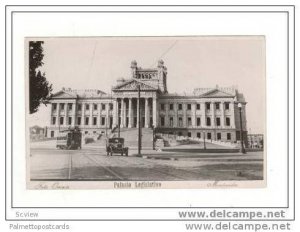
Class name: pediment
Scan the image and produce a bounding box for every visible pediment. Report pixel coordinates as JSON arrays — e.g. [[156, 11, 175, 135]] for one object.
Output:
[[201, 89, 234, 98], [51, 91, 77, 99], [113, 79, 158, 91]]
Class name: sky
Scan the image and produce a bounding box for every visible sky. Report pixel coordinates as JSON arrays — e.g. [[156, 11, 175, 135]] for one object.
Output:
[[28, 36, 265, 134]]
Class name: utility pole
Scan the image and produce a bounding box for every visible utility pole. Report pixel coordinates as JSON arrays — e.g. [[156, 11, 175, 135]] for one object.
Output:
[[238, 103, 246, 154], [118, 99, 120, 138], [137, 85, 142, 156]]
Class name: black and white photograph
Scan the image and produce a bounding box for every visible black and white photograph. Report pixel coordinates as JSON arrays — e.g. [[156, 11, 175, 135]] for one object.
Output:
[[27, 36, 265, 188]]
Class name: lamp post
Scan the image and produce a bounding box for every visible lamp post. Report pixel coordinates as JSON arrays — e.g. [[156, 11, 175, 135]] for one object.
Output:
[[238, 103, 246, 154], [137, 85, 142, 157]]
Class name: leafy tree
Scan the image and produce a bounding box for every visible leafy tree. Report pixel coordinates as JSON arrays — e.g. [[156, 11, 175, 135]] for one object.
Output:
[[29, 41, 52, 114]]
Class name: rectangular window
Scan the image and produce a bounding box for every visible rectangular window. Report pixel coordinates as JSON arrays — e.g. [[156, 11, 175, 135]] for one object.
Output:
[[68, 117, 72, 125], [187, 117, 192, 126], [52, 117, 56, 125], [178, 104, 182, 110], [85, 117, 89, 125], [178, 117, 183, 127], [102, 104, 106, 110], [77, 104, 82, 111], [187, 104, 191, 110], [216, 117, 221, 126], [86, 104, 90, 110], [227, 133, 231, 140], [188, 132, 191, 137], [68, 103, 72, 110], [160, 117, 165, 126], [206, 117, 211, 126], [169, 104, 173, 110], [101, 117, 105, 125], [60, 117, 64, 125], [226, 117, 231, 126], [217, 132, 221, 140], [225, 102, 230, 110], [60, 103, 65, 110], [206, 102, 210, 110], [207, 133, 211, 140], [94, 104, 98, 110], [169, 117, 173, 127], [161, 104, 165, 110], [197, 132, 201, 138], [178, 131, 182, 136], [52, 103, 57, 110], [197, 117, 201, 126], [50, 131, 54, 138], [77, 117, 81, 125], [93, 117, 97, 125], [196, 104, 200, 110], [110, 103, 113, 110], [215, 102, 220, 110]]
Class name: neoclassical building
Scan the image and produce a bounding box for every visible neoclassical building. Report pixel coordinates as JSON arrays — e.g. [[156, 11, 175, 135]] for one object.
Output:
[[47, 60, 247, 143]]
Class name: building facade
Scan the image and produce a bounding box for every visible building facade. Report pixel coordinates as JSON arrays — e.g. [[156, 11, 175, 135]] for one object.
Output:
[[47, 60, 247, 144]]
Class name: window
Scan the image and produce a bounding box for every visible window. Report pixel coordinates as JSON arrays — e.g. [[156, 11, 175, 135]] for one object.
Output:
[[217, 133, 221, 140], [206, 117, 211, 126], [178, 131, 182, 136], [187, 104, 191, 110], [50, 131, 54, 138], [169, 104, 173, 110], [102, 104, 106, 110], [188, 132, 191, 137], [227, 133, 231, 140], [52, 117, 56, 125], [161, 104, 165, 110], [178, 104, 182, 110], [93, 131, 97, 134], [216, 117, 221, 126], [197, 117, 201, 126], [60, 117, 64, 125], [215, 102, 220, 110], [94, 104, 98, 110], [85, 117, 89, 125], [110, 103, 113, 110], [169, 117, 173, 127], [68, 103, 72, 110], [187, 117, 192, 126], [86, 104, 90, 110], [207, 133, 211, 140], [160, 117, 165, 126], [93, 117, 97, 125], [68, 117, 72, 125], [197, 132, 201, 138], [60, 103, 65, 110], [101, 117, 105, 125], [77, 117, 81, 125], [52, 103, 57, 110], [226, 117, 231, 126], [225, 102, 230, 110], [77, 104, 82, 111], [178, 117, 183, 127], [85, 131, 88, 134], [196, 104, 200, 110], [206, 102, 210, 110]]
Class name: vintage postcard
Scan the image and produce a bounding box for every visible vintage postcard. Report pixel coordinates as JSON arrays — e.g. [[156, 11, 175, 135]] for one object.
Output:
[[26, 36, 266, 189]]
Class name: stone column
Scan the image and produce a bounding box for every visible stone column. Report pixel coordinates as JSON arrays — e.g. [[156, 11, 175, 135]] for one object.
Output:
[[113, 99, 118, 128], [64, 103, 68, 127], [128, 98, 132, 128], [182, 103, 186, 127], [191, 103, 196, 127], [97, 103, 101, 127], [220, 101, 225, 128], [211, 102, 215, 127], [106, 103, 109, 128], [173, 102, 177, 127], [56, 103, 60, 127], [201, 102, 206, 128], [120, 98, 125, 128], [81, 103, 85, 126], [153, 97, 157, 127], [230, 102, 235, 128], [89, 103, 93, 127], [72, 102, 76, 127], [145, 98, 149, 128]]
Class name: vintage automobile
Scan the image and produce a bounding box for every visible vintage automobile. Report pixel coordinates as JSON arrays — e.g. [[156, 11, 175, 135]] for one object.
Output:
[[56, 128, 82, 150], [106, 137, 129, 156]]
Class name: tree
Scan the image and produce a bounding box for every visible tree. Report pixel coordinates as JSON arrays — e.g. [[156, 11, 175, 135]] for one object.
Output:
[[29, 41, 52, 114]]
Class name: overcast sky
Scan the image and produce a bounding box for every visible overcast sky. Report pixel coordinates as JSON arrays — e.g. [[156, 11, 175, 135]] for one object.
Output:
[[28, 36, 265, 134]]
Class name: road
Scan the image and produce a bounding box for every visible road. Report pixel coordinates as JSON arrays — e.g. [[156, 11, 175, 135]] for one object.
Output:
[[30, 146, 264, 181]]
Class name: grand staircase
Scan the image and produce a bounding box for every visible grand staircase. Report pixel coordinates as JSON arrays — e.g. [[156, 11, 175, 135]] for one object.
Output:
[[114, 127, 154, 148]]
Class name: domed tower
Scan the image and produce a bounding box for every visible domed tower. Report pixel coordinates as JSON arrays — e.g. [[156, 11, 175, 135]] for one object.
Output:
[[157, 59, 168, 93], [130, 60, 137, 79]]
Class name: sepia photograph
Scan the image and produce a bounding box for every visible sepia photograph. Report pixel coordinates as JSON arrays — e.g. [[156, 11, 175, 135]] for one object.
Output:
[[27, 36, 266, 189]]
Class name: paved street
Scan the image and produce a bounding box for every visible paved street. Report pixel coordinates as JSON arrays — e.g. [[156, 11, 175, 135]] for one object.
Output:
[[30, 143, 264, 181]]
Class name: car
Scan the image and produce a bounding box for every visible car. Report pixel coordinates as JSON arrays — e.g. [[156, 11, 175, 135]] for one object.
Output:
[[106, 137, 129, 156], [56, 128, 82, 150]]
